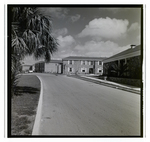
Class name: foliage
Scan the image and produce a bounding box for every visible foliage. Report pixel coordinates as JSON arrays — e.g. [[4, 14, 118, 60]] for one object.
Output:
[[11, 6, 58, 96], [111, 62, 128, 77], [103, 56, 141, 79], [11, 55, 21, 96], [103, 63, 112, 76]]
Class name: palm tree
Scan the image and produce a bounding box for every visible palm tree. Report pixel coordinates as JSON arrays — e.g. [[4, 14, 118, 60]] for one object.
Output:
[[111, 62, 128, 77], [10, 6, 58, 96]]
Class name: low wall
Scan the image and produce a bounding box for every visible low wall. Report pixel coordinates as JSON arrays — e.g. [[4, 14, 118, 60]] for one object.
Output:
[[107, 77, 141, 87]]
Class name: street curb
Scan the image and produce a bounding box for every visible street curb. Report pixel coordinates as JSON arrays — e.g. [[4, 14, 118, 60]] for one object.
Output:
[[69, 75, 141, 94], [32, 75, 43, 135]]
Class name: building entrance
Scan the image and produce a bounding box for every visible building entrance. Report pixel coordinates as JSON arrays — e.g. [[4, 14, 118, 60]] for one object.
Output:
[[89, 68, 94, 74]]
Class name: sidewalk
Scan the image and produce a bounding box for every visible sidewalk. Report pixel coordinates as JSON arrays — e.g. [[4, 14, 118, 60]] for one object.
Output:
[[69, 75, 141, 94]]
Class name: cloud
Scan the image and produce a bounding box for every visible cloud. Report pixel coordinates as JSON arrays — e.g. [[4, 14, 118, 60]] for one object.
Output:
[[71, 14, 81, 22], [37, 8, 69, 19], [127, 22, 140, 32], [53, 35, 131, 58], [22, 55, 44, 65], [52, 35, 78, 58], [126, 22, 141, 44], [57, 35, 76, 48], [78, 17, 129, 40], [53, 28, 68, 37], [74, 40, 130, 57]]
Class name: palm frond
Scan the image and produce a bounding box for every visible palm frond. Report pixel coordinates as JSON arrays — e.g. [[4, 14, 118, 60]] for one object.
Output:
[[11, 6, 58, 96]]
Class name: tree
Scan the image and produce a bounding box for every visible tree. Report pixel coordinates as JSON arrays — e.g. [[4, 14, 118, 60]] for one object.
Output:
[[10, 6, 58, 96], [111, 62, 128, 77], [103, 63, 112, 76]]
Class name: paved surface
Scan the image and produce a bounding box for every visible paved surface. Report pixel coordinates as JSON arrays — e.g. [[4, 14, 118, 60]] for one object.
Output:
[[34, 73, 140, 136], [71, 75, 141, 94]]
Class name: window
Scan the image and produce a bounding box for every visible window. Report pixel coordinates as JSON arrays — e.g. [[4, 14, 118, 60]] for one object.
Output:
[[81, 61, 86, 65], [98, 61, 102, 65], [81, 68, 86, 73], [68, 67, 73, 72], [97, 68, 102, 73], [89, 61, 93, 65], [69, 60, 73, 64]]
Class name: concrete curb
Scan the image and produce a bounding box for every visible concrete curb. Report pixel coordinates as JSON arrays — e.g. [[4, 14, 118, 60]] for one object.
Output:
[[69, 75, 141, 94], [32, 75, 43, 135]]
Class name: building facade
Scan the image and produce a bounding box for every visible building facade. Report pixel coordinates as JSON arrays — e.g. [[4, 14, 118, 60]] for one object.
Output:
[[21, 64, 31, 73], [34, 60, 63, 73], [103, 45, 141, 79], [62, 56, 106, 75]]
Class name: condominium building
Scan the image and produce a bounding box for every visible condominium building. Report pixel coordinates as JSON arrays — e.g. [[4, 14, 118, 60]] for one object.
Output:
[[62, 56, 106, 75]]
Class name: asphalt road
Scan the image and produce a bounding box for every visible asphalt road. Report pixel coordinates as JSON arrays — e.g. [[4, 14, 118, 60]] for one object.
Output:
[[35, 73, 141, 136]]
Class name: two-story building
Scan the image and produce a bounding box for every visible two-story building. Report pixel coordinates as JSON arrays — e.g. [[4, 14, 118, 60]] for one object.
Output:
[[62, 56, 106, 75]]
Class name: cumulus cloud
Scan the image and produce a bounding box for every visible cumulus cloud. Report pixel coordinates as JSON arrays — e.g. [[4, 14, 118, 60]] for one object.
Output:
[[53, 37, 131, 59], [71, 14, 81, 22], [74, 40, 118, 57], [126, 22, 141, 44], [78, 17, 129, 40], [53, 28, 68, 37], [57, 35, 76, 48], [127, 22, 140, 32], [53, 35, 78, 58], [74, 40, 130, 57]]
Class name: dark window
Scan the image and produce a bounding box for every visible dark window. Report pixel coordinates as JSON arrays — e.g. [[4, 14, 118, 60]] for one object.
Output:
[[69, 68, 72, 72], [69, 60, 72, 64], [99, 61, 102, 65], [90, 61, 93, 65], [82, 61, 85, 65]]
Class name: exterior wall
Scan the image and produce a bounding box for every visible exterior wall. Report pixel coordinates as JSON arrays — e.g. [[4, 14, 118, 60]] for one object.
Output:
[[95, 61, 103, 74], [34, 61, 63, 73], [45, 63, 62, 73], [63, 60, 103, 75], [103, 55, 141, 79], [35, 62, 45, 73], [45, 63, 57, 73], [126, 56, 141, 79], [22, 65, 30, 72]]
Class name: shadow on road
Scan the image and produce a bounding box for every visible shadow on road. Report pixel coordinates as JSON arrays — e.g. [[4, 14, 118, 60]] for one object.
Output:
[[14, 86, 40, 96]]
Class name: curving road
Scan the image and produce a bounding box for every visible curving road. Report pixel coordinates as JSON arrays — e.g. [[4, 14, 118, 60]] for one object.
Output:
[[34, 73, 141, 136]]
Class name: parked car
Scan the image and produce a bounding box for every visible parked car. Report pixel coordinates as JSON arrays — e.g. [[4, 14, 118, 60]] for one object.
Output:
[[28, 70, 33, 73]]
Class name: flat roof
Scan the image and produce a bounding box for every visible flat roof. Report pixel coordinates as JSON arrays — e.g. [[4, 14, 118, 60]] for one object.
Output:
[[62, 56, 106, 61], [34, 60, 62, 64], [21, 64, 31, 66]]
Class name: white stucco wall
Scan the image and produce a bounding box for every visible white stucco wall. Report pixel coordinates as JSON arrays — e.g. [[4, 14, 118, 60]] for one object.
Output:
[[45, 63, 57, 73], [45, 63, 62, 73]]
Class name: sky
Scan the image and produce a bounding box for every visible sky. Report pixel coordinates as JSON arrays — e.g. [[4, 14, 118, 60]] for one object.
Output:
[[23, 6, 141, 65]]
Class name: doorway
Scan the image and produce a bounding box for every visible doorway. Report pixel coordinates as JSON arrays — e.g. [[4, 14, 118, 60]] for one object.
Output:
[[89, 68, 94, 74]]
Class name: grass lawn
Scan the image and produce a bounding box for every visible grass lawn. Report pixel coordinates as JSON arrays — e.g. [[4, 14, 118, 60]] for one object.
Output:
[[11, 74, 40, 135]]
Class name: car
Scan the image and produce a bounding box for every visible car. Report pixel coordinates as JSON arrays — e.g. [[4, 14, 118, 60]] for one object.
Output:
[[28, 70, 33, 73]]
